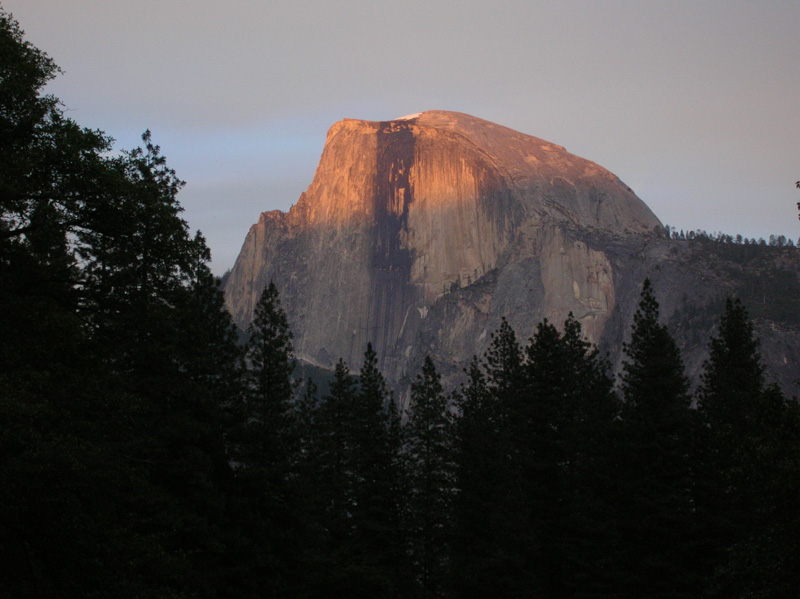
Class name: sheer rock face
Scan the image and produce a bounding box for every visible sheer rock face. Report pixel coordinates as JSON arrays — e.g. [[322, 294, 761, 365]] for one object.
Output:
[[225, 111, 662, 380]]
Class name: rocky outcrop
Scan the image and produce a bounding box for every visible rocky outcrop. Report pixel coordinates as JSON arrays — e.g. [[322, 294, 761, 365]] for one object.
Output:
[[224, 111, 800, 395]]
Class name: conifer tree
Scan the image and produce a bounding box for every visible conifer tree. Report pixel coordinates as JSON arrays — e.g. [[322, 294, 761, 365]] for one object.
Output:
[[695, 298, 765, 579], [698, 298, 764, 437], [317, 358, 357, 531], [615, 278, 697, 598], [303, 358, 359, 596], [697, 299, 800, 597], [232, 281, 299, 596], [405, 357, 455, 598], [483, 317, 524, 401], [386, 388, 413, 598], [238, 280, 297, 503], [452, 320, 541, 598], [245, 281, 296, 414], [621, 279, 690, 419], [451, 357, 525, 598], [350, 343, 403, 596], [556, 317, 620, 598], [521, 316, 619, 597]]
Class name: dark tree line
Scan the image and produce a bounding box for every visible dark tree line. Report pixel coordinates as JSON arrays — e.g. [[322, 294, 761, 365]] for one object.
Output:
[[2, 9, 799, 598], [662, 224, 798, 248], [229, 282, 798, 599]]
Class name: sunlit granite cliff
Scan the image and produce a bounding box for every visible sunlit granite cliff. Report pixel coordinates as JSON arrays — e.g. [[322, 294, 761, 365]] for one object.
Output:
[[224, 111, 799, 392]]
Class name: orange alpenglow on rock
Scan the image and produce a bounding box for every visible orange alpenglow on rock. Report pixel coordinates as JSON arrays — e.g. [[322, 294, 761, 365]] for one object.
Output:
[[224, 110, 661, 384]]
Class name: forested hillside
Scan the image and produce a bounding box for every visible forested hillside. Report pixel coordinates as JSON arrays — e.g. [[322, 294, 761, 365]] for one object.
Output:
[[2, 9, 798, 598]]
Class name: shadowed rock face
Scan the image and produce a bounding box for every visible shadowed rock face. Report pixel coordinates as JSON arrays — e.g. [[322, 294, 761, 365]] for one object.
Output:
[[224, 111, 664, 382]]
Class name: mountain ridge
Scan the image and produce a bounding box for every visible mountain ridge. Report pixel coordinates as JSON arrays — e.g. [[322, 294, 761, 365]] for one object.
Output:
[[223, 111, 799, 395]]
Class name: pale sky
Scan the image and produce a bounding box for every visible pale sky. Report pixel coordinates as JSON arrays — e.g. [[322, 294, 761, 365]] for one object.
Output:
[[5, 0, 799, 274]]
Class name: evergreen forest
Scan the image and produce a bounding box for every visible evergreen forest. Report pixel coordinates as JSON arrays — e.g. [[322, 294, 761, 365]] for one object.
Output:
[[1, 10, 798, 598]]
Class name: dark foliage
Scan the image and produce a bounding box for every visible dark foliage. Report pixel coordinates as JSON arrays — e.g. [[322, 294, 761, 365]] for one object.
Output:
[[697, 299, 800, 598], [1, 9, 241, 597]]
